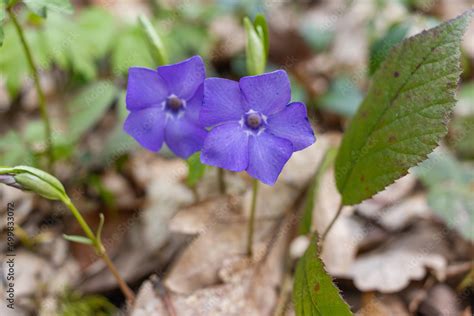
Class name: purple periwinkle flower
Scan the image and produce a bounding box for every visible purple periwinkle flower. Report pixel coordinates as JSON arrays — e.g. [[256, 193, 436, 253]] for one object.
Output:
[[124, 56, 207, 159], [200, 70, 316, 185]]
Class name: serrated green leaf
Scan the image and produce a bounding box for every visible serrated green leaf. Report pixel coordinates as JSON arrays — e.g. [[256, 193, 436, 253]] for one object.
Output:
[[67, 81, 117, 143], [293, 235, 352, 316], [186, 152, 206, 187], [335, 11, 473, 205], [369, 22, 410, 75], [412, 151, 474, 241], [63, 234, 93, 245], [24, 0, 73, 18]]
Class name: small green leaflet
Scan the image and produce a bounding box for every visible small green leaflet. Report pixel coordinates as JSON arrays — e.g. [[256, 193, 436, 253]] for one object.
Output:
[[63, 234, 93, 245], [335, 10, 473, 205], [23, 0, 73, 18], [293, 235, 352, 316], [186, 152, 206, 187]]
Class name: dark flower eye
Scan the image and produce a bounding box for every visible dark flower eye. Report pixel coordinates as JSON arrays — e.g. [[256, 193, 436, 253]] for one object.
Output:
[[245, 112, 263, 129], [166, 95, 184, 112]]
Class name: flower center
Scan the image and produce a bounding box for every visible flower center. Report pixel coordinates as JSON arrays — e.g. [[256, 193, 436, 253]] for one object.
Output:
[[245, 112, 263, 129], [165, 95, 184, 112]]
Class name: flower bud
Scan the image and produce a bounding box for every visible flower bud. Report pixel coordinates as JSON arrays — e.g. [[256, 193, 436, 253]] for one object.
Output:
[[0, 166, 67, 201]]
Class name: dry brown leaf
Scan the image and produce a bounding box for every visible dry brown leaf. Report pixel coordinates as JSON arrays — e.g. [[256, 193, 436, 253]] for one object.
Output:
[[349, 223, 449, 293]]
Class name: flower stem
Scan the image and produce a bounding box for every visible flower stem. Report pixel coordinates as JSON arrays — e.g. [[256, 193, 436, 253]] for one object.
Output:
[[217, 168, 226, 194], [246, 178, 259, 257], [61, 197, 135, 303], [320, 202, 343, 243], [7, 8, 54, 171]]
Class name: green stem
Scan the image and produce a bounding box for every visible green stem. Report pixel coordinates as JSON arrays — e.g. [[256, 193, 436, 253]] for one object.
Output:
[[217, 168, 226, 194], [7, 8, 54, 170], [246, 178, 259, 257], [61, 197, 135, 303], [320, 202, 343, 243]]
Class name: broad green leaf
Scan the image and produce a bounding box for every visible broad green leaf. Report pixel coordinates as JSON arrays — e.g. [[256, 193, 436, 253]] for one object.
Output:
[[67, 81, 117, 143], [413, 151, 474, 241], [318, 76, 363, 117], [186, 152, 206, 187], [369, 22, 410, 75], [23, 0, 73, 18], [298, 148, 337, 235], [335, 11, 473, 205], [293, 235, 352, 316], [63, 234, 93, 245], [138, 15, 168, 66]]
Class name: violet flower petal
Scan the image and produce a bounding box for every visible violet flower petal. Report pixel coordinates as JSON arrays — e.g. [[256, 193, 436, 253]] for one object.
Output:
[[247, 132, 293, 185], [158, 55, 205, 100], [126, 67, 168, 111], [239, 70, 290, 115], [165, 117, 207, 159], [183, 84, 203, 123], [201, 122, 249, 172], [267, 102, 316, 151], [200, 78, 245, 127], [124, 107, 166, 151]]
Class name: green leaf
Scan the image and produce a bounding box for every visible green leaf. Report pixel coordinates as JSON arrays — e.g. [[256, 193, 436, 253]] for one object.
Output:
[[413, 151, 474, 241], [244, 16, 266, 75], [0, 131, 35, 166], [335, 11, 473, 205], [186, 152, 206, 187], [138, 15, 168, 66], [111, 25, 155, 75], [67, 81, 117, 143], [63, 234, 93, 245], [293, 235, 352, 316], [298, 148, 337, 235], [23, 0, 73, 18], [0, 3, 5, 47], [100, 92, 138, 165], [369, 22, 410, 75]]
